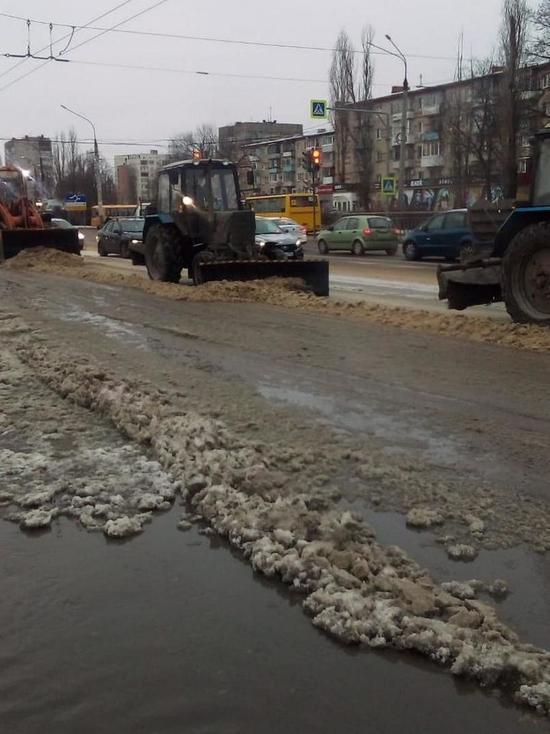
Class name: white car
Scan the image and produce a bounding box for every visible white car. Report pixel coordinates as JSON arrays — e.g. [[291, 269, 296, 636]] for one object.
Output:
[[268, 217, 308, 239], [50, 218, 85, 243]]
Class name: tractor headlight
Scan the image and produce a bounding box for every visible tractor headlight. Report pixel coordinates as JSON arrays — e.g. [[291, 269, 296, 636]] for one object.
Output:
[[295, 238, 302, 246], [256, 239, 266, 247], [182, 196, 194, 207], [78, 232, 85, 241], [131, 239, 140, 245]]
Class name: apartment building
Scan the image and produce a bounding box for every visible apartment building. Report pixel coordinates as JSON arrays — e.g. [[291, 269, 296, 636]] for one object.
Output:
[[335, 61, 550, 212], [114, 150, 170, 203], [4, 135, 54, 197], [218, 121, 303, 195], [243, 128, 335, 211]]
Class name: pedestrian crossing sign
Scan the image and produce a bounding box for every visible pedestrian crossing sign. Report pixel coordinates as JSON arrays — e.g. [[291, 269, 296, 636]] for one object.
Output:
[[310, 99, 328, 119], [382, 176, 396, 195]]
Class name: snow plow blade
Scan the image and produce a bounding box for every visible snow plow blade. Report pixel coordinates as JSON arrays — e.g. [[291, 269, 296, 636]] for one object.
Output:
[[198, 259, 330, 296], [0, 229, 82, 262], [437, 259, 502, 311]]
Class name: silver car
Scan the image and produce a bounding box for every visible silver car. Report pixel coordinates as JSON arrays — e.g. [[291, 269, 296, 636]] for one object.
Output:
[[267, 217, 308, 239], [255, 216, 304, 260]]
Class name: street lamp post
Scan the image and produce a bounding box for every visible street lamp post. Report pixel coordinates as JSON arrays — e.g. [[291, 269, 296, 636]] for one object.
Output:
[[385, 35, 409, 208], [60, 104, 104, 223]]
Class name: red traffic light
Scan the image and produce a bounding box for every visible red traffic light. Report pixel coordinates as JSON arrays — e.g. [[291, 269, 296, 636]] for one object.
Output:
[[311, 148, 322, 168]]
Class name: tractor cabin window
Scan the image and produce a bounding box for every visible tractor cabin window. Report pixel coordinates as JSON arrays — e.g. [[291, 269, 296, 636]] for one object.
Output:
[[158, 173, 170, 212], [211, 169, 239, 211]]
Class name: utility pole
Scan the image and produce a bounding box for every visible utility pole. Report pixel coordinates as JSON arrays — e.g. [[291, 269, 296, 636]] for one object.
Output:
[[61, 104, 104, 223], [311, 148, 321, 233], [385, 35, 409, 208]]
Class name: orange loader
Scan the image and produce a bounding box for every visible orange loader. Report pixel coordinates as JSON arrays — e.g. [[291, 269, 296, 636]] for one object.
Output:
[[0, 166, 81, 261]]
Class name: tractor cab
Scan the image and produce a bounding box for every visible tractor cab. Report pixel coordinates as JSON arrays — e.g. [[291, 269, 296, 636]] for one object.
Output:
[[144, 159, 255, 263], [531, 130, 550, 206]]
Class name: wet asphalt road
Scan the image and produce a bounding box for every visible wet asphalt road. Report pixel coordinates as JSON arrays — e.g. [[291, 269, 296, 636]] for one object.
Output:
[[80, 230, 507, 318], [1, 266, 549, 731]]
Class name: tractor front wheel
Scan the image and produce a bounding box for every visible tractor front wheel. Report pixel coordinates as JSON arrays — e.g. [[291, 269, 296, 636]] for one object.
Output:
[[144, 225, 182, 283], [501, 223, 550, 325]]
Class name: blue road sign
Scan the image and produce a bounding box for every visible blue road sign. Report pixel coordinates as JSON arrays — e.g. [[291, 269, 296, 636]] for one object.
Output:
[[310, 99, 328, 119], [382, 176, 396, 195]]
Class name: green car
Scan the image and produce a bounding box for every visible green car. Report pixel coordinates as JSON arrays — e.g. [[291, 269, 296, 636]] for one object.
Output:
[[317, 215, 399, 256]]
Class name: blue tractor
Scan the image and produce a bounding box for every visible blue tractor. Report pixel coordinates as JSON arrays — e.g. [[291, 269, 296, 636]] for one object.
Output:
[[438, 130, 550, 325], [129, 158, 329, 296]]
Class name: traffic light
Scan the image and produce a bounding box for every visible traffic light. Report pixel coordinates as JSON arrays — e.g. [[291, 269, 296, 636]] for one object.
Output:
[[302, 149, 312, 172], [311, 148, 322, 172]]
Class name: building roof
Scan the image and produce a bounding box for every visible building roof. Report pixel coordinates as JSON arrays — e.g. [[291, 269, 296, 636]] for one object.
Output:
[[337, 60, 550, 110], [243, 127, 335, 150]]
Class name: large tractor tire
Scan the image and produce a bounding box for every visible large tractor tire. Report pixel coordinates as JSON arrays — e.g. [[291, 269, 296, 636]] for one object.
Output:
[[144, 225, 182, 283], [501, 222, 550, 325]]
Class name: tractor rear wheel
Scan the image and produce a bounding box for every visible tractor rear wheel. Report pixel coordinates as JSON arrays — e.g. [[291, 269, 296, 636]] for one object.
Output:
[[144, 225, 182, 283], [501, 223, 550, 325]]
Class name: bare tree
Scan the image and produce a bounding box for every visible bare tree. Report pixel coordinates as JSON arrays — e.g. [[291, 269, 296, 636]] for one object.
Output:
[[52, 129, 115, 205], [499, 0, 530, 198], [168, 124, 219, 162], [533, 0, 550, 60], [194, 124, 219, 158], [470, 61, 502, 200], [353, 26, 376, 208], [330, 31, 356, 187], [329, 27, 376, 207], [168, 131, 195, 162], [446, 35, 474, 206]]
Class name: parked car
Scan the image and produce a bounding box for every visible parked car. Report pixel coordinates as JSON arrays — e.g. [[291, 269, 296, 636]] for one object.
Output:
[[97, 217, 144, 258], [255, 216, 304, 260], [316, 215, 399, 255], [49, 217, 85, 246], [402, 209, 474, 262], [267, 217, 308, 239]]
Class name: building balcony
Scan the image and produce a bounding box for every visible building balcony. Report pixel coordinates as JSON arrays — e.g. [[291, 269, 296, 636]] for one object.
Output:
[[322, 176, 334, 185], [420, 103, 441, 116], [392, 109, 414, 122], [421, 154, 444, 167], [322, 143, 334, 153]]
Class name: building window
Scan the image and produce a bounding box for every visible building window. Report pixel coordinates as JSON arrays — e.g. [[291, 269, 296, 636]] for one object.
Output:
[[520, 134, 530, 148], [542, 72, 550, 89], [376, 128, 382, 140], [422, 141, 441, 157], [518, 159, 528, 174], [418, 121, 424, 134]]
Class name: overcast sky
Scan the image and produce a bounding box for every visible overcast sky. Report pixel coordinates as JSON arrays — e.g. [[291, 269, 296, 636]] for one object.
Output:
[[0, 0, 529, 164]]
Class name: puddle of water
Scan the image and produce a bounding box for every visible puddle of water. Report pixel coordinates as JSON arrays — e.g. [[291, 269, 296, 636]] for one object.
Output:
[[61, 306, 148, 349], [355, 506, 550, 650], [258, 382, 461, 465], [0, 512, 543, 733]]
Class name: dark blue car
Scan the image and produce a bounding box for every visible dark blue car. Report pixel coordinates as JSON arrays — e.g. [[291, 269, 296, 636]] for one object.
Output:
[[402, 209, 474, 261]]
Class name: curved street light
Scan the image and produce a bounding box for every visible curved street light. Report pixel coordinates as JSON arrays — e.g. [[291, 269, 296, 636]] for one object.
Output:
[[60, 104, 104, 222], [385, 35, 409, 208]]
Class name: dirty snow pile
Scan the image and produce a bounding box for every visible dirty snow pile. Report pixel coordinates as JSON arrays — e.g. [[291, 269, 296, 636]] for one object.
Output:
[[0, 347, 177, 537], [1, 325, 548, 717], [4, 246, 550, 353], [2, 246, 85, 270]]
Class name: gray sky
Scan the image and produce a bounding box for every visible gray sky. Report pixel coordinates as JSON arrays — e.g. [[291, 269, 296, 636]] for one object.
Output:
[[0, 0, 520, 165]]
